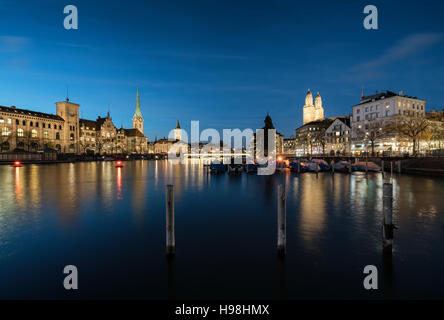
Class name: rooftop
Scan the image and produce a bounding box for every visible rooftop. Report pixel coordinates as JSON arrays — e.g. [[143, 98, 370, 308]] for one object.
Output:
[[0, 105, 64, 121]]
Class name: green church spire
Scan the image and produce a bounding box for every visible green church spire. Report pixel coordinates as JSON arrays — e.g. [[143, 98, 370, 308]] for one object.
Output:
[[134, 88, 142, 118]]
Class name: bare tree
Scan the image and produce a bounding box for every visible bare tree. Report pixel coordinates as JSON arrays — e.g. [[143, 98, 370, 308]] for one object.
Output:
[[310, 130, 327, 155], [95, 134, 104, 155], [393, 118, 429, 156], [355, 121, 386, 156]]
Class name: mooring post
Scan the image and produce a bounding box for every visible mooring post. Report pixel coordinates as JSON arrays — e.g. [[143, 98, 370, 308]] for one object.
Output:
[[397, 160, 401, 174], [331, 160, 334, 174], [316, 162, 319, 178], [383, 182, 394, 254], [297, 161, 300, 174], [381, 160, 384, 177], [390, 161, 393, 178], [277, 184, 286, 257], [365, 157, 368, 175], [166, 184, 175, 256]]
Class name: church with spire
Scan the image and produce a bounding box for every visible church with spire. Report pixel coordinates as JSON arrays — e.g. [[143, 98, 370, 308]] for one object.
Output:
[[133, 88, 144, 134]]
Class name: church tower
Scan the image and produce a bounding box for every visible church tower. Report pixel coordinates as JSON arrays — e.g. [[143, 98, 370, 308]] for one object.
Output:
[[303, 89, 315, 125], [303, 89, 324, 124], [133, 88, 144, 134], [314, 92, 324, 121], [174, 120, 182, 141]]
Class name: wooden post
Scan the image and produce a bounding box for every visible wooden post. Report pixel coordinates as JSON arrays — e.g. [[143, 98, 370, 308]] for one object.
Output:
[[349, 161, 352, 174], [166, 184, 175, 256], [397, 160, 401, 174], [297, 161, 300, 174], [383, 182, 394, 254], [390, 161, 393, 177], [277, 184, 286, 257], [365, 157, 368, 175], [315, 162, 319, 178], [331, 160, 334, 174], [381, 160, 384, 176]]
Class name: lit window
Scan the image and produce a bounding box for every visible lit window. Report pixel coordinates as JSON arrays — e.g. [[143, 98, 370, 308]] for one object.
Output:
[[17, 128, 24, 137], [0, 118, 4, 123], [31, 129, 38, 138], [2, 127, 10, 136], [44, 131, 49, 138], [7, 118, 12, 124]]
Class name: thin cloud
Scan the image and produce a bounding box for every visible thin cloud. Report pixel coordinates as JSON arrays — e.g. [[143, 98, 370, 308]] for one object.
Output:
[[352, 33, 442, 71], [0, 36, 31, 53]]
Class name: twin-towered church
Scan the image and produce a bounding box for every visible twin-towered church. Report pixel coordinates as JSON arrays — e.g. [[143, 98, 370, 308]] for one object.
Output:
[[303, 89, 325, 124]]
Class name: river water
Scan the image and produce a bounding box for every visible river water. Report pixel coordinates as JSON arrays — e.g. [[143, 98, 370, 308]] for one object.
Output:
[[0, 160, 443, 299]]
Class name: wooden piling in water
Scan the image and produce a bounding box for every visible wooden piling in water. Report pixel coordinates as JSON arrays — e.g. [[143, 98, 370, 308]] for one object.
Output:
[[166, 184, 175, 256], [349, 161, 352, 174], [390, 161, 393, 177], [383, 182, 394, 254], [331, 160, 334, 174], [277, 184, 286, 257], [381, 160, 384, 176], [397, 160, 401, 174], [365, 158, 368, 175]]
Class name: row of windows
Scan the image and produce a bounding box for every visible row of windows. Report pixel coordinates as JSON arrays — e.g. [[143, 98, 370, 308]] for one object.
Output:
[[0, 117, 62, 129], [355, 101, 425, 116], [327, 137, 349, 143], [1, 127, 61, 139], [397, 101, 425, 110], [326, 131, 350, 137]]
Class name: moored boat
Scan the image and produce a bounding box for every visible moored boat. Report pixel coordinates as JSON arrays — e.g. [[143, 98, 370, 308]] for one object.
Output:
[[209, 163, 227, 174], [333, 160, 351, 173], [245, 163, 258, 173], [312, 159, 330, 171], [352, 161, 381, 172], [228, 164, 243, 174]]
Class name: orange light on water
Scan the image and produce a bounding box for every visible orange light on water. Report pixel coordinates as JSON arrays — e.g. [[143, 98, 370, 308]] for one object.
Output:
[[116, 167, 122, 200], [116, 160, 123, 167], [14, 161, 21, 167]]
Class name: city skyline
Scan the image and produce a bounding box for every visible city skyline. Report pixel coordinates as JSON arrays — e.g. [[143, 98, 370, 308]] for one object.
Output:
[[1, 0, 444, 140]]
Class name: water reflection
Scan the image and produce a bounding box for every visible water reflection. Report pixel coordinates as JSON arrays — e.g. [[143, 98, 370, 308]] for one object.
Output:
[[117, 167, 122, 200], [15, 167, 21, 200], [0, 162, 443, 299]]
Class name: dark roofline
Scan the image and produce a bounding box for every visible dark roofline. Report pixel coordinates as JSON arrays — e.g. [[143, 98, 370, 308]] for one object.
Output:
[[0, 105, 64, 121], [357, 90, 425, 106]]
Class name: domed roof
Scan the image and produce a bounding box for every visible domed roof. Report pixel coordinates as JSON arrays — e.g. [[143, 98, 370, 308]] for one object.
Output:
[[305, 89, 313, 106], [315, 92, 322, 108]]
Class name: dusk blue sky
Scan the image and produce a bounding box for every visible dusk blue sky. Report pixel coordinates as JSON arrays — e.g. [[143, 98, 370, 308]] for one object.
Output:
[[1, 0, 443, 139]]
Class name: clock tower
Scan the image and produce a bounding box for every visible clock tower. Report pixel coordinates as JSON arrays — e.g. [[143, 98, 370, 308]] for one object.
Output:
[[133, 88, 144, 134]]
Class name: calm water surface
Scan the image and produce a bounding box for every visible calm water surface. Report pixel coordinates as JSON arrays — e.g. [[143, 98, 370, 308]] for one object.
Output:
[[0, 160, 443, 299]]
